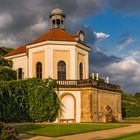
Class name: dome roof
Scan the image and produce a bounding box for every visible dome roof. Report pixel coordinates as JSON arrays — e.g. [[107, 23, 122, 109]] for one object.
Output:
[[50, 8, 65, 17]]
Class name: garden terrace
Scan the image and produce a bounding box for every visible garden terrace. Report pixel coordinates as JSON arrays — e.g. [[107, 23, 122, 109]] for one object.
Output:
[[55, 79, 121, 92]]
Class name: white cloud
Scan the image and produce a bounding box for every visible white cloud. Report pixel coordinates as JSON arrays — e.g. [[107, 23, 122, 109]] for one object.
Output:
[[106, 57, 137, 72], [84, 25, 88, 28], [94, 46, 103, 52], [0, 38, 18, 47], [0, 14, 13, 29], [129, 50, 140, 60], [94, 32, 110, 40], [0, 34, 19, 48], [117, 37, 135, 49], [104, 56, 140, 92], [30, 17, 49, 33]]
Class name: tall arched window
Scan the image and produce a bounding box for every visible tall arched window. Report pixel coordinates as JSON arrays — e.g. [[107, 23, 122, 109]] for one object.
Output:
[[56, 19, 60, 28], [18, 68, 23, 80], [36, 62, 42, 79], [58, 61, 66, 80], [52, 19, 55, 28], [79, 63, 83, 80]]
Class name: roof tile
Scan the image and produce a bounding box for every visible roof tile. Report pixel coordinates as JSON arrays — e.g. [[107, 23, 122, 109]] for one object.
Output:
[[5, 45, 26, 57], [5, 29, 77, 57]]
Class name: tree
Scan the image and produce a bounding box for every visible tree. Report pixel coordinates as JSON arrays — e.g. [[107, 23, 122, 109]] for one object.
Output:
[[0, 56, 16, 81], [0, 47, 13, 56], [0, 78, 60, 122], [0, 67, 16, 81], [0, 56, 13, 68], [121, 93, 140, 118], [135, 93, 140, 101]]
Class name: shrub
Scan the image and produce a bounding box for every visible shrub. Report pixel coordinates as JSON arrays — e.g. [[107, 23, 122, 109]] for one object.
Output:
[[0, 56, 16, 81], [0, 123, 18, 140], [122, 93, 140, 118], [0, 78, 60, 122], [0, 67, 16, 81], [0, 56, 13, 68]]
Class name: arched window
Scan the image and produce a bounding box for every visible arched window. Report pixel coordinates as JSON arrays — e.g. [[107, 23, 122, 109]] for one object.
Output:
[[52, 19, 55, 28], [79, 63, 83, 80], [18, 68, 23, 80], [58, 61, 66, 80], [36, 62, 42, 79], [56, 19, 60, 28]]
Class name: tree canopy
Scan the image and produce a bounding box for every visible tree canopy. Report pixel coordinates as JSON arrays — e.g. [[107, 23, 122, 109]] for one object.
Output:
[[0, 78, 60, 122], [0, 47, 16, 81], [0, 47, 13, 56], [122, 93, 140, 118]]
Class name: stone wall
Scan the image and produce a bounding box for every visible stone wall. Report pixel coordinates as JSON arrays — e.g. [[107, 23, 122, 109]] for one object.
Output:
[[81, 88, 122, 122], [59, 87, 122, 123]]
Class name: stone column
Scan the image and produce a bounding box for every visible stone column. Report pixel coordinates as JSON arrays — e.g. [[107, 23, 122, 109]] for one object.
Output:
[[81, 89, 93, 122]]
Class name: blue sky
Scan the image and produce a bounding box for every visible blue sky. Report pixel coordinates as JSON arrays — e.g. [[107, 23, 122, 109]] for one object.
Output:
[[79, 3, 140, 93], [83, 8, 140, 57], [0, 0, 140, 93]]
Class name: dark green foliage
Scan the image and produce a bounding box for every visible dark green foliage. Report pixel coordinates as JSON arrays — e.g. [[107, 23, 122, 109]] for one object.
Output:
[[0, 67, 17, 81], [135, 93, 140, 100], [0, 78, 60, 122], [0, 56, 13, 68], [122, 93, 140, 118], [0, 47, 14, 56], [0, 56, 16, 81], [0, 123, 18, 140]]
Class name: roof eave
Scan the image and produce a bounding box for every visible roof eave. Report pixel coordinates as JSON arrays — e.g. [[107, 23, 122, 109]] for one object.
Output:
[[4, 53, 27, 59]]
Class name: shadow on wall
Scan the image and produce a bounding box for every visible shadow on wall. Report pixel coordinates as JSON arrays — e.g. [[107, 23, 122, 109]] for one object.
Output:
[[105, 105, 117, 122]]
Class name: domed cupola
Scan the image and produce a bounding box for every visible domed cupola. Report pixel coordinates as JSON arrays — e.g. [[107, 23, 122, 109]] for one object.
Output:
[[50, 8, 65, 30]]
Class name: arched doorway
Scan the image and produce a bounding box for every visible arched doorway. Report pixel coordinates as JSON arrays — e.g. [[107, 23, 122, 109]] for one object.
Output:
[[60, 93, 76, 122], [57, 60, 66, 80]]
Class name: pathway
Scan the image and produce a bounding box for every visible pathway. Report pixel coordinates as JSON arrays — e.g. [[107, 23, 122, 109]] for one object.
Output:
[[19, 124, 140, 140]]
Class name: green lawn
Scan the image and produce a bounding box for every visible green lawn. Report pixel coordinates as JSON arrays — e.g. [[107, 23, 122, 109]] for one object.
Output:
[[106, 131, 140, 140], [15, 123, 127, 137]]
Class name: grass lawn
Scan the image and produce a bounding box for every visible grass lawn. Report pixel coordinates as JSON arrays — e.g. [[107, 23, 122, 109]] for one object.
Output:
[[106, 131, 140, 140], [15, 123, 127, 137]]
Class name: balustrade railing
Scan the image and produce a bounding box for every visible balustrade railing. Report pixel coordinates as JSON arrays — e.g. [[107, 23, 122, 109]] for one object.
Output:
[[55, 79, 121, 92]]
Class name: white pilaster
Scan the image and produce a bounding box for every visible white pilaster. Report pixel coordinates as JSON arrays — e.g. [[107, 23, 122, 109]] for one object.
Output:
[[46, 47, 54, 78], [28, 50, 33, 78], [45, 48, 47, 78], [70, 47, 77, 80]]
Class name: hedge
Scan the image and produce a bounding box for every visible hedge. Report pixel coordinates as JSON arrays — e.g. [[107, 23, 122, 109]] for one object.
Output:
[[0, 56, 17, 81], [122, 102, 140, 118], [121, 93, 140, 118], [0, 78, 60, 122], [0, 67, 16, 81]]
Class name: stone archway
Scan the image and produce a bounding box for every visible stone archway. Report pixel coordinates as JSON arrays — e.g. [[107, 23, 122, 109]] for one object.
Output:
[[60, 93, 76, 122]]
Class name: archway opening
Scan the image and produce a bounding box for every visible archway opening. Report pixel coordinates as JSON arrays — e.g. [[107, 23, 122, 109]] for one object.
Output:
[[61, 94, 75, 121]]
